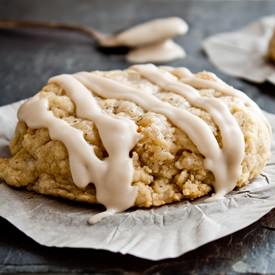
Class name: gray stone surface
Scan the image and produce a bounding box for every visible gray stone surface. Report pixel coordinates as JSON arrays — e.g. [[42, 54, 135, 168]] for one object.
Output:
[[0, 0, 275, 274]]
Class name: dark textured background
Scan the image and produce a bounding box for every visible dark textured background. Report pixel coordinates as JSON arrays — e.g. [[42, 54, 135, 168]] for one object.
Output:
[[0, 0, 275, 274]]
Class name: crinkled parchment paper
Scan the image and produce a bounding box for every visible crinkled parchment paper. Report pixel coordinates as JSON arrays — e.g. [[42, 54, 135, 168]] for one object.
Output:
[[0, 101, 275, 261], [203, 16, 275, 84]]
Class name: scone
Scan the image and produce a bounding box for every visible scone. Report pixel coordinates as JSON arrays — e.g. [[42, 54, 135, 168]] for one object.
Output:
[[0, 64, 271, 223]]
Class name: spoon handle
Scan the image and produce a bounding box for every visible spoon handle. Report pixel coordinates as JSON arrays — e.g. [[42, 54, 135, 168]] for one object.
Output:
[[0, 19, 104, 42]]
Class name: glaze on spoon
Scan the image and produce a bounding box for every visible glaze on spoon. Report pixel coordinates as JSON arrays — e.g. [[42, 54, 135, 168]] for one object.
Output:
[[0, 17, 188, 63]]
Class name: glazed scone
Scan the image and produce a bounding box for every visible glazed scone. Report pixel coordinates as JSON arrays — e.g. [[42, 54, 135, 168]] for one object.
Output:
[[0, 64, 271, 222]]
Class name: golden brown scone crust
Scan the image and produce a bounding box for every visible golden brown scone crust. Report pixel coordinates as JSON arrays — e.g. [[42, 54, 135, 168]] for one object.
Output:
[[0, 68, 271, 207]]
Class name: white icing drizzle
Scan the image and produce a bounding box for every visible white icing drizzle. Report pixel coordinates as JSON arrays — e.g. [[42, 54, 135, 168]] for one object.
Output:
[[17, 64, 269, 223], [127, 39, 185, 63], [75, 73, 222, 162], [18, 74, 139, 224], [170, 67, 272, 136], [132, 64, 245, 197]]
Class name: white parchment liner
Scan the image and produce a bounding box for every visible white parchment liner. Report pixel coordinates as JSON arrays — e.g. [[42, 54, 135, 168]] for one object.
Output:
[[0, 100, 275, 261], [203, 15, 275, 84]]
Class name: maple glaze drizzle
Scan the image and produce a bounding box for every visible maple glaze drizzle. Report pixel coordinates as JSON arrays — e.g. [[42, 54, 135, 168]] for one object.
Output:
[[18, 64, 269, 223]]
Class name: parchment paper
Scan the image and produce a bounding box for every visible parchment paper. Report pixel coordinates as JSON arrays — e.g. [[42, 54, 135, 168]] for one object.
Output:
[[203, 15, 275, 84], [0, 101, 275, 261]]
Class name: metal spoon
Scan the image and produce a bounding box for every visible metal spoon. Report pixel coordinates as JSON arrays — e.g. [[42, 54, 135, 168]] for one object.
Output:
[[0, 17, 188, 48]]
